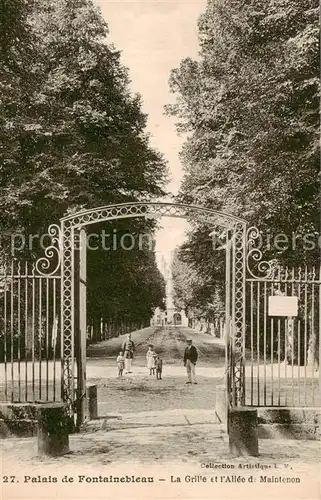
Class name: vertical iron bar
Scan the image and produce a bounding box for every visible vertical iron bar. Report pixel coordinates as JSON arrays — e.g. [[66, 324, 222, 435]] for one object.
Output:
[[4, 265, 7, 401], [298, 319, 301, 406], [284, 274, 288, 407], [24, 263, 28, 401], [17, 263, 21, 402], [76, 228, 87, 428], [298, 274, 301, 406], [250, 281, 254, 405], [231, 231, 236, 406], [284, 316, 287, 407], [60, 230, 64, 404], [10, 261, 14, 403], [319, 268, 321, 410], [289, 317, 294, 406], [270, 282, 274, 406], [263, 281, 267, 406], [53, 278, 57, 402], [46, 278, 49, 401], [311, 279, 315, 406], [271, 317, 274, 406], [241, 225, 246, 406], [225, 231, 231, 413], [304, 267, 308, 406], [32, 266, 35, 402], [277, 267, 281, 405], [71, 227, 75, 409], [278, 319, 281, 406], [257, 281, 260, 406], [39, 278, 42, 400], [291, 270, 295, 406], [225, 230, 231, 417]]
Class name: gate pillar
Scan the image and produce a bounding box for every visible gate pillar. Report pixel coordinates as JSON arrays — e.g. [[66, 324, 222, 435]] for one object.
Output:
[[230, 222, 247, 406], [61, 221, 75, 417], [74, 228, 87, 428]]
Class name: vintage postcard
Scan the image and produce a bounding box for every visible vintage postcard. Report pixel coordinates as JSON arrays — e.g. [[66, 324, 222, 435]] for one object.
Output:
[[0, 0, 320, 499]]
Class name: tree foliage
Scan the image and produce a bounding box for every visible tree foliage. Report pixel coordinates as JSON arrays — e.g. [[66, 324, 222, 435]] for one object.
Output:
[[167, 0, 319, 322], [0, 0, 167, 324], [87, 224, 166, 324], [172, 234, 225, 321], [167, 0, 319, 267], [1, 0, 167, 235]]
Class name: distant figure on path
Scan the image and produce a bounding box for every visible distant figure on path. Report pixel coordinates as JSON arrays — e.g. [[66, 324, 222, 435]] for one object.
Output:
[[116, 351, 125, 377], [146, 345, 156, 375], [122, 333, 135, 373], [183, 339, 198, 384], [155, 355, 163, 380]]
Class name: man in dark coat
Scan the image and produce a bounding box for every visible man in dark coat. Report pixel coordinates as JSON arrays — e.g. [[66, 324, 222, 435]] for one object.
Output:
[[183, 339, 198, 384]]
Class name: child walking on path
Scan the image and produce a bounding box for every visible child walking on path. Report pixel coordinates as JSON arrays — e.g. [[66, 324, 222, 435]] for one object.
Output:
[[146, 345, 156, 375], [155, 355, 163, 380], [116, 351, 125, 378]]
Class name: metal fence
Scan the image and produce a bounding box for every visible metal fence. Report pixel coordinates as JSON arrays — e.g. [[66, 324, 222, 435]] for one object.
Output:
[[1, 257, 320, 411], [0, 261, 62, 403], [245, 266, 320, 407]]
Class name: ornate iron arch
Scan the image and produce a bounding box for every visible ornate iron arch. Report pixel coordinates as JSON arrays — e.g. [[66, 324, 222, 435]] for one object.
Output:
[[60, 201, 246, 227], [59, 202, 247, 412]]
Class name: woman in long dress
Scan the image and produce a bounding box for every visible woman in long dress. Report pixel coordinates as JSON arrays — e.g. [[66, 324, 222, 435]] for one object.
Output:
[[122, 333, 135, 373], [146, 345, 156, 375]]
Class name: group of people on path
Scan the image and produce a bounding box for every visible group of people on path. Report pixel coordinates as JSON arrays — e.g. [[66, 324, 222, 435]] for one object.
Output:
[[146, 345, 163, 379], [116, 333, 198, 384]]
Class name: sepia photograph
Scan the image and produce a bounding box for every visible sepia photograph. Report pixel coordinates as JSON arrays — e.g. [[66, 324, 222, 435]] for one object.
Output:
[[0, 0, 320, 499]]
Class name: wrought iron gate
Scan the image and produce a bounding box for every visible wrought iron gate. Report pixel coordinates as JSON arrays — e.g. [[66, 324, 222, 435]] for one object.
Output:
[[2, 204, 319, 427], [0, 225, 62, 403], [59, 202, 247, 423], [245, 227, 320, 407], [0, 202, 250, 426]]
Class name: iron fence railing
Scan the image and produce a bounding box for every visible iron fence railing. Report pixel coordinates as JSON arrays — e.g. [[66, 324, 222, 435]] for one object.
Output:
[[86, 318, 148, 344], [245, 266, 320, 407], [0, 261, 62, 403]]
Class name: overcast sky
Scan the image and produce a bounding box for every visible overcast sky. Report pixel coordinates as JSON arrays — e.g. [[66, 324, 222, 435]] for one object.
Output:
[[93, 0, 206, 264]]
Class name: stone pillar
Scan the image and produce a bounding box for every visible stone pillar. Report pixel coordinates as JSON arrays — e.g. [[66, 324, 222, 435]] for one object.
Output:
[[37, 403, 69, 456], [86, 385, 98, 420], [229, 407, 259, 457]]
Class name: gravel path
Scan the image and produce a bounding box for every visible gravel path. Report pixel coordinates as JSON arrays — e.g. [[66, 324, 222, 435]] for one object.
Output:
[[85, 326, 226, 414]]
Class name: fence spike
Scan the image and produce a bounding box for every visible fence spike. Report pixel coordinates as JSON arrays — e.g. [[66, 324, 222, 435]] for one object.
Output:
[[311, 265, 316, 280]]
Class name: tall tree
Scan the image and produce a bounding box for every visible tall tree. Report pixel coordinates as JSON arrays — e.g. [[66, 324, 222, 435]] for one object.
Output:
[[167, 0, 319, 267], [87, 228, 166, 327], [0, 0, 167, 247], [172, 245, 225, 322], [168, 0, 319, 361], [0, 0, 167, 325]]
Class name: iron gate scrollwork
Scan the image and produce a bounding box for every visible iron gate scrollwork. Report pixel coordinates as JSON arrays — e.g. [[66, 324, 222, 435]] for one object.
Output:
[[3, 202, 318, 419], [0, 202, 249, 418], [245, 226, 321, 408], [59, 202, 248, 419]]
